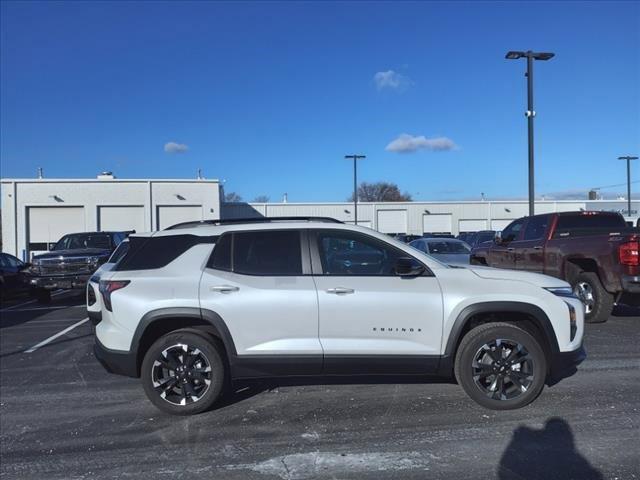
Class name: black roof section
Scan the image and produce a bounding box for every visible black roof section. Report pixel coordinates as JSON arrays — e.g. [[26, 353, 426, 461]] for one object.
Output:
[[165, 216, 343, 230]]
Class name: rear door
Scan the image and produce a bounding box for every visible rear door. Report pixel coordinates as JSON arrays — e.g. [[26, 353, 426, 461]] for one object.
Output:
[[199, 229, 322, 376], [514, 215, 551, 272], [310, 229, 443, 375]]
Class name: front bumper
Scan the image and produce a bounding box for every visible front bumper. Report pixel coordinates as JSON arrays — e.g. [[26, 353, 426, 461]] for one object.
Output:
[[94, 337, 138, 378], [30, 274, 91, 290], [548, 344, 586, 385]]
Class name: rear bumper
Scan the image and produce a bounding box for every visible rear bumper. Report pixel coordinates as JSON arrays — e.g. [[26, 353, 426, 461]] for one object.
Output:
[[548, 345, 586, 385], [88, 310, 102, 326], [30, 274, 91, 290], [94, 337, 138, 378]]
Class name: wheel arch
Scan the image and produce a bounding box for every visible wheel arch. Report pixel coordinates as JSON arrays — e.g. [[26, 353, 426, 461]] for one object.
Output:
[[441, 301, 560, 375], [131, 307, 237, 377]]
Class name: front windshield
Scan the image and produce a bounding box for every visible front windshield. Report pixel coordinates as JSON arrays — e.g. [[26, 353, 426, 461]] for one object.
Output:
[[53, 233, 113, 251], [428, 241, 470, 254]]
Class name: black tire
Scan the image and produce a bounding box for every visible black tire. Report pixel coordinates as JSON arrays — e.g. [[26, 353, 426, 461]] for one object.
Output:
[[455, 322, 547, 410], [35, 288, 51, 304], [141, 331, 226, 415], [571, 271, 613, 324]]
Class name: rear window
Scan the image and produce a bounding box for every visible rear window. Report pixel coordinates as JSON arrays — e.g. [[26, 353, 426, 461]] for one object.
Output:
[[115, 235, 217, 271], [207, 230, 302, 276], [427, 241, 470, 254], [555, 213, 626, 232]]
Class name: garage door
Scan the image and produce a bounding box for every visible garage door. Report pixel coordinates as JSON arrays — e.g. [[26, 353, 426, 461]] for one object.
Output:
[[459, 219, 487, 232], [491, 219, 513, 231], [377, 210, 407, 234], [28, 206, 85, 255], [99, 206, 146, 233], [157, 205, 203, 230], [423, 214, 452, 234]]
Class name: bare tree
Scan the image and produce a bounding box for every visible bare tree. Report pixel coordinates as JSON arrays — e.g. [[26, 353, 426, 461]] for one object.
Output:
[[224, 192, 243, 203], [252, 195, 270, 203], [348, 182, 413, 202]]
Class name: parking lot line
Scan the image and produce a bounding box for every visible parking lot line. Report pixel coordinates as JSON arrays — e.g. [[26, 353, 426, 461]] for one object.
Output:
[[24, 317, 89, 353], [0, 290, 68, 312]]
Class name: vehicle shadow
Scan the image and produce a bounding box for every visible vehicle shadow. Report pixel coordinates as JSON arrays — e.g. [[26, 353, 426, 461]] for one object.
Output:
[[497, 417, 603, 480]]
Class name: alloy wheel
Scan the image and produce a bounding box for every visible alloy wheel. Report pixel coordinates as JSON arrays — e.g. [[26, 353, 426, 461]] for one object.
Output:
[[574, 281, 595, 314], [151, 343, 213, 406], [472, 338, 534, 401]]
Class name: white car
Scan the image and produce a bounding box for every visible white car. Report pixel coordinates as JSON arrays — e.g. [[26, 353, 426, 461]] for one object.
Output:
[[92, 217, 585, 415]]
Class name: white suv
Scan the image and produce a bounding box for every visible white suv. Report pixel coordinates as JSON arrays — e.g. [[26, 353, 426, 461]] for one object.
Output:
[[91, 217, 585, 415]]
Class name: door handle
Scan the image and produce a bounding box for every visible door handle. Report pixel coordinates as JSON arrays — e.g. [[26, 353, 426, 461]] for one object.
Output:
[[326, 287, 355, 295], [210, 285, 239, 293], [507, 248, 515, 252], [533, 246, 543, 250]]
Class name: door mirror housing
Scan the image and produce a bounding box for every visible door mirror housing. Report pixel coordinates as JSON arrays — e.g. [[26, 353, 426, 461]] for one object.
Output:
[[395, 257, 425, 277]]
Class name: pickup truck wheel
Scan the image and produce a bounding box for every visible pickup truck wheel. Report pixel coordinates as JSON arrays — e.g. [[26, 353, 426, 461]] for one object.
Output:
[[34, 288, 51, 304], [455, 322, 547, 410], [572, 272, 613, 324], [141, 331, 225, 415]]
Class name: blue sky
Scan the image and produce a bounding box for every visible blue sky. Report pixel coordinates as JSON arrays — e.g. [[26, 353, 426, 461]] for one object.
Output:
[[1, 1, 638, 202]]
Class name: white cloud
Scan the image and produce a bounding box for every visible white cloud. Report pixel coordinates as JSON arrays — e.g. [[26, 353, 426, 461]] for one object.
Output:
[[385, 134, 458, 153], [373, 70, 409, 90], [164, 142, 189, 154]]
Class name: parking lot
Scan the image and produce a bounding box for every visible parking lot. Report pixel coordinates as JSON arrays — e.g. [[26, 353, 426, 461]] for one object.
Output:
[[0, 292, 638, 480]]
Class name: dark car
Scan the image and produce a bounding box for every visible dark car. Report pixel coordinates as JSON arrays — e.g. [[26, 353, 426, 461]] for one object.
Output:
[[470, 211, 639, 323], [466, 230, 497, 248], [30, 231, 131, 303], [0, 253, 33, 301]]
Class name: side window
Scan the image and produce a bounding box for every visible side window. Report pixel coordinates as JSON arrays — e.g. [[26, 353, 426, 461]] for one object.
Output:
[[233, 231, 302, 275], [207, 234, 232, 271], [501, 219, 525, 242], [523, 216, 549, 241], [0, 254, 9, 268], [317, 231, 415, 276], [116, 235, 217, 271]]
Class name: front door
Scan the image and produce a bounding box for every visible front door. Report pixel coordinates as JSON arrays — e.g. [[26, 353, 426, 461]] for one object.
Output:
[[514, 215, 551, 272], [310, 229, 443, 375], [487, 218, 526, 269]]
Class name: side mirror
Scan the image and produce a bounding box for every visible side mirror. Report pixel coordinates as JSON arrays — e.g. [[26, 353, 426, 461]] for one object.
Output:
[[395, 257, 425, 277], [494, 234, 503, 245]]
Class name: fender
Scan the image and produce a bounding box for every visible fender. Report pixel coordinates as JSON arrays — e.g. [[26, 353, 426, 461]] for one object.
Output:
[[444, 301, 560, 358]]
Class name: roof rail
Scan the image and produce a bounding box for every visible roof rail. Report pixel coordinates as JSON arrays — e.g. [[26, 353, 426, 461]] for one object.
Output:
[[165, 216, 343, 230]]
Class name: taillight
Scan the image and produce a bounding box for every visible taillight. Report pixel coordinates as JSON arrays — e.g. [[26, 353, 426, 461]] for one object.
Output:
[[619, 242, 639, 266], [99, 280, 130, 312]]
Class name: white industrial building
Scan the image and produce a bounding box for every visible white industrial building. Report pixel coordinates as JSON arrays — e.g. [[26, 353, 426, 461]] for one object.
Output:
[[1, 174, 637, 260], [1, 174, 222, 259]]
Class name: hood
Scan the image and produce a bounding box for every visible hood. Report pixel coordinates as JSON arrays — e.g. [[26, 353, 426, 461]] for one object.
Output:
[[464, 265, 569, 288], [33, 248, 112, 260]]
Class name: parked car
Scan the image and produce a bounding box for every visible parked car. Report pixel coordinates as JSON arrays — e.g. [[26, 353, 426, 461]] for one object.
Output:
[[30, 231, 131, 303], [93, 217, 584, 415], [410, 238, 471, 264], [466, 230, 497, 248], [0, 253, 32, 301], [456, 232, 473, 243], [471, 211, 639, 323]]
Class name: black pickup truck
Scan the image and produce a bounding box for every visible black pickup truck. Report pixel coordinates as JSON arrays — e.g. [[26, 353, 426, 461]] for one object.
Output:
[[30, 231, 131, 303]]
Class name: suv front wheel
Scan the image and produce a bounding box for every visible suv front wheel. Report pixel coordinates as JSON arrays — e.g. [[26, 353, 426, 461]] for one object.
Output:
[[455, 322, 547, 410], [141, 331, 226, 415]]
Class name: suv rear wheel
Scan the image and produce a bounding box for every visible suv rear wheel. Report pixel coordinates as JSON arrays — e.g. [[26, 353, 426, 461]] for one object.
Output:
[[141, 331, 226, 415], [572, 271, 613, 324], [455, 322, 547, 410]]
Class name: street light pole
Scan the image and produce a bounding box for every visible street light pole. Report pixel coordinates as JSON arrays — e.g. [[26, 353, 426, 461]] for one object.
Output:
[[344, 154, 366, 225], [506, 50, 555, 216], [618, 156, 639, 217]]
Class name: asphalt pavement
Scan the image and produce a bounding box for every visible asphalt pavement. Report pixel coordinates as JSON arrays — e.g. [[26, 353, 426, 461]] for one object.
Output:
[[0, 292, 638, 480]]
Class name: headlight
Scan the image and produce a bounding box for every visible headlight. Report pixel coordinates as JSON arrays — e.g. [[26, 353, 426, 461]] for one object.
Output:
[[86, 256, 99, 264], [544, 286, 577, 298]]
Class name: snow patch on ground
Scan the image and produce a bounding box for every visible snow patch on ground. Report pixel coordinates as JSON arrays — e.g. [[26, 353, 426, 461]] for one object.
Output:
[[227, 451, 431, 479]]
